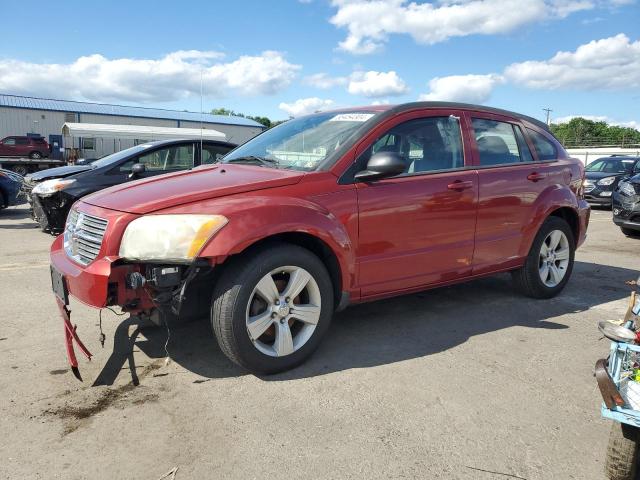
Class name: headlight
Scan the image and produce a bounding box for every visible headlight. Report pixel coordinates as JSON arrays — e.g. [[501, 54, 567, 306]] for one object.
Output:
[[597, 176, 616, 186], [32, 178, 76, 195], [119, 214, 228, 261], [619, 181, 637, 197]]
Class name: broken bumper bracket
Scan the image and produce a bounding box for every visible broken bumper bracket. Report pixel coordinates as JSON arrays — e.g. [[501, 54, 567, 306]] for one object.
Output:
[[56, 298, 92, 381]]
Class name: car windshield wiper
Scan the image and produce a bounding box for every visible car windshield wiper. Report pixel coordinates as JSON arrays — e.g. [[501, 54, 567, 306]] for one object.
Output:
[[224, 155, 279, 167]]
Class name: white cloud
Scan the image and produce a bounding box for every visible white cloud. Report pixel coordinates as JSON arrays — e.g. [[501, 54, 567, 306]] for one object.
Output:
[[347, 70, 408, 97], [330, 0, 607, 54], [279, 97, 335, 117], [0, 50, 301, 103], [304, 73, 348, 89], [418, 74, 505, 103], [554, 115, 640, 130], [504, 33, 640, 90]]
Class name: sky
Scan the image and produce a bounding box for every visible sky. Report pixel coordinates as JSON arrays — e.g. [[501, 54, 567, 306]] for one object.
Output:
[[0, 0, 638, 126]]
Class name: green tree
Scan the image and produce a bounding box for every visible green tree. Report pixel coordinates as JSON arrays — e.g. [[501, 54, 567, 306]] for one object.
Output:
[[550, 117, 640, 147], [210, 107, 281, 129]]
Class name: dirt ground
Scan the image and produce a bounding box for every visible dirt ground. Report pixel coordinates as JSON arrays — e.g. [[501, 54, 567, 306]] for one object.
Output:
[[1, 203, 639, 479]]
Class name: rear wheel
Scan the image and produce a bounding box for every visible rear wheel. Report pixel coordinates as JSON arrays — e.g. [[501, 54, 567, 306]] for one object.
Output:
[[605, 422, 638, 480], [28, 151, 42, 159], [211, 244, 334, 374], [511, 216, 575, 298]]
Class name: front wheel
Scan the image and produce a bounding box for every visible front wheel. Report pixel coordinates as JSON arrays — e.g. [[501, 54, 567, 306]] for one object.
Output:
[[28, 151, 42, 159], [605, 422, 638, 480], [211, 244, 334, 374], [511, 216, 575, 298]]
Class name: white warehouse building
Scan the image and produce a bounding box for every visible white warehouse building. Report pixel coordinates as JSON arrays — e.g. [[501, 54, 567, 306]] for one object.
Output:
[[0, 94, 265, 159]]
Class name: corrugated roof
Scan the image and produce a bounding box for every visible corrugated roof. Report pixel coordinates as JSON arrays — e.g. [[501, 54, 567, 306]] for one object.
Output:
[[0, 94, 264, 128]]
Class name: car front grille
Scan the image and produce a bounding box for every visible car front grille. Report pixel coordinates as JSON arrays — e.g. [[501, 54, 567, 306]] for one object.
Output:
[[63, 209, 109, 265]]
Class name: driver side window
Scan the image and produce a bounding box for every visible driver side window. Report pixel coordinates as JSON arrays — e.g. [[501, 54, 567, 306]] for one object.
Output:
[[119, 144, 195, 172], [357, 116, 464, 175]]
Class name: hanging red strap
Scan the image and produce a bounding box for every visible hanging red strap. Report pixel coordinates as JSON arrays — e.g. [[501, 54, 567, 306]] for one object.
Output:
[[56, 297, 92, 381]]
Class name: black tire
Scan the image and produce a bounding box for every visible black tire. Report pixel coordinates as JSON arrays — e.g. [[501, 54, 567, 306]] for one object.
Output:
[[0, 190, 6, 209], [28, 151, 42, 159], [621, 228, 640, 238], [605, 422, 638, 480], [211, 243, 334, 374], [511, 216, 575, 299]]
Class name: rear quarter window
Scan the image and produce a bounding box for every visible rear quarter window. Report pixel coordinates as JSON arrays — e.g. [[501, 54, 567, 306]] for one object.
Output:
[[526, 129, 557, 161]]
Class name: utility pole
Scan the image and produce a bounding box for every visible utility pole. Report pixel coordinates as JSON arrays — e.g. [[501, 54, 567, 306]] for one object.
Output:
[[543, 108, 553, 126]]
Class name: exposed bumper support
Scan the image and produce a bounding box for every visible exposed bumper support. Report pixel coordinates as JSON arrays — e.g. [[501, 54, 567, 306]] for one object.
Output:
[[56, 297, 92, 381]]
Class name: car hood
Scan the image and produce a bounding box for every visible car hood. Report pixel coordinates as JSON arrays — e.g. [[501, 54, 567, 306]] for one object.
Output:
[[28, 165, 93, 181], [82, 164, 306, 214]]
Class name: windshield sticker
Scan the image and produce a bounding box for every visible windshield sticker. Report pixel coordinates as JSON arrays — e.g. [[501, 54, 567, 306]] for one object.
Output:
[[329, 113, 375, 122]]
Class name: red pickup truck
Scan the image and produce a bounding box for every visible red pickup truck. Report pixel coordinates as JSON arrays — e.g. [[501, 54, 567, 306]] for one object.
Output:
[[50, 102, 590, 377]]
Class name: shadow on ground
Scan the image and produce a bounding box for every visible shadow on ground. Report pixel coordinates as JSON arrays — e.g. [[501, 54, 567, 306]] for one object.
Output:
[[93, 261, 638, 386], [0, 205, 39, 229]]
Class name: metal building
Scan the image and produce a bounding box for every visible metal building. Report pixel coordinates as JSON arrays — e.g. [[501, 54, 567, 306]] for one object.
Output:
[[0, 94, 265, 159]]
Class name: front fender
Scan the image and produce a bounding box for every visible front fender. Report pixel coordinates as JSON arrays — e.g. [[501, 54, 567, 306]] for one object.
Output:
[[518, 183, 581, 257], [197, 195, 356, 293]]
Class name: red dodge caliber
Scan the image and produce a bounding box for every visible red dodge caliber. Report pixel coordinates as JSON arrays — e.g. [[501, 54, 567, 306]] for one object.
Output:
[[50, 102, 590, 377]]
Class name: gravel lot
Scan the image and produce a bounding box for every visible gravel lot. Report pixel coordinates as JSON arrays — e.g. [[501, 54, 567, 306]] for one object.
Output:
[[1, 203, 639, 480]]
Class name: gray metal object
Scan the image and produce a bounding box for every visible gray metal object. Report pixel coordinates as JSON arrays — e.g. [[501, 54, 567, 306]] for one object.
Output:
[[246, 266, 321, 357], [539, 230, 570, 287]]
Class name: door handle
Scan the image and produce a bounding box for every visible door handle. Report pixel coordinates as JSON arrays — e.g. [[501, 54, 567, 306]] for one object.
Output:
[[527, 172, 546, 182], [447, 180, 474, 191]]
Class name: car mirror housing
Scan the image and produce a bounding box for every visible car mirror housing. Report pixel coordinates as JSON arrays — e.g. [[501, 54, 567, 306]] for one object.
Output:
[[129, 163, 146, 178], [354, 151, 406, 182]]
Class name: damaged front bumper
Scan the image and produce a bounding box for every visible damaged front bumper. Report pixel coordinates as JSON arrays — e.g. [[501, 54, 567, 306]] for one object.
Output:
[[50, 234, 212, 380], [33, 191, 75, 233], [50, 235, 155, 380]]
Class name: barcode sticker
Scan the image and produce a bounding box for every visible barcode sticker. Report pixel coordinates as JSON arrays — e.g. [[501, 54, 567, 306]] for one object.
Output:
[[329, 113, 375, 122]]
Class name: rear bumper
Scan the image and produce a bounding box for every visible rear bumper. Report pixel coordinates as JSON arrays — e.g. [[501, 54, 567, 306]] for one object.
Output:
[[577, 199, 590, 248]]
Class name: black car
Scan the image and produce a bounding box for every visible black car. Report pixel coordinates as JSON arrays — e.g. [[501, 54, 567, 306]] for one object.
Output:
[[25, 138, 236, 233], [583, 156, 640, 207], [613, 173, 640, 237]]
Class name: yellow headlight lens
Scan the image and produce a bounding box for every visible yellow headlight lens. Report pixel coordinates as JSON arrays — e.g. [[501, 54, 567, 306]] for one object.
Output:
[[119, 214, 228, 261]]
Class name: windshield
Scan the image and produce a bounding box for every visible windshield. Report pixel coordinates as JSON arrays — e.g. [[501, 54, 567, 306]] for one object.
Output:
[[223, 111, 379, 171], [90, 144, 155, 168], [585, 158, 637, 174]]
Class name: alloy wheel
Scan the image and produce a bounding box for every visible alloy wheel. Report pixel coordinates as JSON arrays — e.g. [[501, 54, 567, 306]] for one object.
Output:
[[538, 230, 570, 287], [245, 266, 321, 357]]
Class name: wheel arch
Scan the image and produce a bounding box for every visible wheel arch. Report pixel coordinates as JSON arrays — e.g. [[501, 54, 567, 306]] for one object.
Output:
[[196, 200, 356, 308], [518, 185, 582, 258], [225, 231, 344, 309], [548, 206, 579, 244]]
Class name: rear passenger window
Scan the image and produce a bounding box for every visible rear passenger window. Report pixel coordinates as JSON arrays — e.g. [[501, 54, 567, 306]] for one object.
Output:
[[358, 116, 464, 175], [471, 119, 522, 166], [526, 129, 557, 161]]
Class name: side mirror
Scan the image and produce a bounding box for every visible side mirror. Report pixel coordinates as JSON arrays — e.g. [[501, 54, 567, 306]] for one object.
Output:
[[129, 163, 146, 178], [354, 151, 406, 181]]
